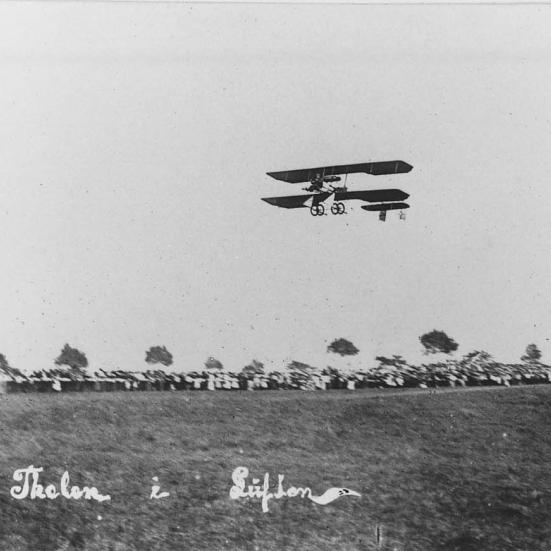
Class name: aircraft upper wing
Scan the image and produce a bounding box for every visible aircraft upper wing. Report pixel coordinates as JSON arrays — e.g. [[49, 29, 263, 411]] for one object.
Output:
[[266, 161, 413, 183]]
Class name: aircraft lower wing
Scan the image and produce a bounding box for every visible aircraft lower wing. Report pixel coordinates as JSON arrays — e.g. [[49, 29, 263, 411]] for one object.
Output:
[[261, 189, 409, 208], [261, 192, 332, 209]]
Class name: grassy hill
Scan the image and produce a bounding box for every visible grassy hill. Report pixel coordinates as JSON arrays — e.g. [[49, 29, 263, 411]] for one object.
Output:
[[0, 386, 549, 550]]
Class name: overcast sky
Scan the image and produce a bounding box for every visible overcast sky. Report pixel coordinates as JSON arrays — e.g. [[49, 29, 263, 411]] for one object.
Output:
[[1, 3, 551, 372]]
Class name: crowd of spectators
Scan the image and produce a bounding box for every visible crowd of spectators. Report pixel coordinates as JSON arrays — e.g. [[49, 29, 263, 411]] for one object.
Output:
[[0, 351, 550, 393]]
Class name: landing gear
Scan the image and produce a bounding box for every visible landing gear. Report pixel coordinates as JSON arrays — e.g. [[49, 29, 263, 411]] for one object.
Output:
[[310, 203, 325, 217], [399, 210, 406, 221], [379, 210, 387, 222], [310, 201, 347, 217]]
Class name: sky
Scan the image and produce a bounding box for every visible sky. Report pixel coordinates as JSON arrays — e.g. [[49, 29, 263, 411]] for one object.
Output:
[[1, 2, 551, 372]]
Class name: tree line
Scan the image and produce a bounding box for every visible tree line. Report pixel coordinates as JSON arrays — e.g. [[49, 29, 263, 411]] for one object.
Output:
[[0, 329, 544, 378]]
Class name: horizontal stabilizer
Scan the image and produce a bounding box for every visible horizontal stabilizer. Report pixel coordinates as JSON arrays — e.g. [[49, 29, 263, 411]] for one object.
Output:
[[361, 202, 410, 212], [335, 189, 409, 203], [267, 161, 413, 184]]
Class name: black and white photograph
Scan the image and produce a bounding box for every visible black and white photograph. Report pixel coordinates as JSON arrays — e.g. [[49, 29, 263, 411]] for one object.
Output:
[[0, 1, 550, 550]]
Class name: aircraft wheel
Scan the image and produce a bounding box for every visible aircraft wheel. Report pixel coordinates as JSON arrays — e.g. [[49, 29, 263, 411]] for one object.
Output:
[[310, 204, 322, 216], [317, 203, 325, 216], [331, 203, 339, 215], [337, 202, 346, 214]]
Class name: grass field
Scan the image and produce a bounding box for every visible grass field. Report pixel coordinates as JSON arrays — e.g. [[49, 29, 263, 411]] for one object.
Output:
[[0, 386, 550, 551]]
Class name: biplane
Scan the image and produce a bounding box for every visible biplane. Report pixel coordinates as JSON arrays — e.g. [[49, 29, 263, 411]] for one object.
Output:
[[261, 160, 413, 221]]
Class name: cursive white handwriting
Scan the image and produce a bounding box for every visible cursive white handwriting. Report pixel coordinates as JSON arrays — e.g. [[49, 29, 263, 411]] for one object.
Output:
[[150, 476, 170, 499], [229, 466, 360, 512], [10, 466, 111, 502]]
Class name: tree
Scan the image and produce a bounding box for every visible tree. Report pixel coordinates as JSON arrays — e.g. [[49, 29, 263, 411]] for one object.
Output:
[[375, 355, 408, 368], [241, 359, 265, 378], [322, 366, 341, 378], [204, 357, 223, 371], [286, 360, 316, 389], [55, 344, 88, 373], [145, 345, 173, 368], [0, 353, 11, 373], [286, 360, 315, 373], [0, 354, 22, 378], [419, 330, 458, 355], [521, 343, 542, 363], [327, 338, 359, 357], [460, 350, 495, 371]]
